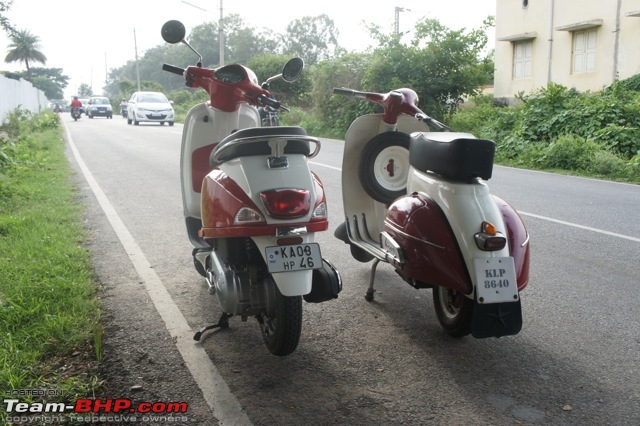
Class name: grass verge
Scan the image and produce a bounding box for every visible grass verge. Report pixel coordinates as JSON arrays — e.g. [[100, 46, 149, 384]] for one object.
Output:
[[0, 110, 102, 422]]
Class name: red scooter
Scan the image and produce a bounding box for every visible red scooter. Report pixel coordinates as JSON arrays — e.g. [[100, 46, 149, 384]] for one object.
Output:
[[333, 87, 530, 338], [161, 20, 341, 356]]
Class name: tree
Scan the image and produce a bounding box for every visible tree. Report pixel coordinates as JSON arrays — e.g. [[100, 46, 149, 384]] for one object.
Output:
[[0, 0, 15, 35], [31, 76, 63, 100], [4, 29, 47, 79], [283, 15, 339, 65], [310, 52, 373, 130], [247, 54, 311, 106], [28, 67, 69, 89], [77, 83, 93, 98], [363, 17, 493, 119]]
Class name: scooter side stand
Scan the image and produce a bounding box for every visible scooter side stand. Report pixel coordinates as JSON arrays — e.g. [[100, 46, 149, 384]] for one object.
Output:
[[193, 312, 233, 342], [365, 259, 381, 302]]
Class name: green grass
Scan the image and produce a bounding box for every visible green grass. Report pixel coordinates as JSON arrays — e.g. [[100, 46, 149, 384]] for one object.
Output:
[[0, 111, 102, 421]]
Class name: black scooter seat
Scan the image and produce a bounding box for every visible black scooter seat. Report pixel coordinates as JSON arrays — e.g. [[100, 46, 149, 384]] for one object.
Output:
[[409, 132, 495, 181]]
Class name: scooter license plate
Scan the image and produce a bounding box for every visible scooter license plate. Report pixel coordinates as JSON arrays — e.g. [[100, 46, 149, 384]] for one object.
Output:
[[474, 257, 519, 304], [265, 243, 322, 273]]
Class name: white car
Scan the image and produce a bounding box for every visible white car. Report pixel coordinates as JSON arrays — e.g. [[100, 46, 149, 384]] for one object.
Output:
[[127, 91, 175, 126], [86, 97, 113, 119]]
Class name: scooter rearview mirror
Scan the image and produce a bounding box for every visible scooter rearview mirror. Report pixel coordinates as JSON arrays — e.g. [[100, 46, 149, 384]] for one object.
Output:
[[161, 20, 186, 44], [281, 58, 304, 83], [161, 20, 203, 67]]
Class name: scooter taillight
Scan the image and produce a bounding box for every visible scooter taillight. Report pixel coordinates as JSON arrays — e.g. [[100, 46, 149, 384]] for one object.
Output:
[[474, 221, 507, 251], [260, 189, 311, 219]]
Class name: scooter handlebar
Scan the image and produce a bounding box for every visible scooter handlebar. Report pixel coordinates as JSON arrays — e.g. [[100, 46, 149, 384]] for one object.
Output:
[[162, 64, 185, 76], [333, 87, 357, 97], [257, 94, 289, 112]]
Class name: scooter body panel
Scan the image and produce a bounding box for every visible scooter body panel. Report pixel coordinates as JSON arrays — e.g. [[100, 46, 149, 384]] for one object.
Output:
[[405, 170, 511, 297], [384, 192, 472, 293], [197, 140, 326, 297], [180, 102, 261, 226], [341, 114, 427, 249], [493, 196, 530, 291]]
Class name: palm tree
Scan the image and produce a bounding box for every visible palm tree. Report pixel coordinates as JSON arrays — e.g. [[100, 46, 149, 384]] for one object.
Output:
[[4, 29, 47, 79]]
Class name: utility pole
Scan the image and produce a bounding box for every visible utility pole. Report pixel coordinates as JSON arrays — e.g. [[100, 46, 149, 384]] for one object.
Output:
[[182, 0, 224, 66], [395, 6, 409, 36], [134, 27, 141, 92], [394, 7, 403, 35], [104, 51, 108, 95], [219, 0, 224, 66]]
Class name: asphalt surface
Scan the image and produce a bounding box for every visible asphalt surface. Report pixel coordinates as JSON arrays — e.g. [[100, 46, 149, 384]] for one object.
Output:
[[63, 113, 640, 425]]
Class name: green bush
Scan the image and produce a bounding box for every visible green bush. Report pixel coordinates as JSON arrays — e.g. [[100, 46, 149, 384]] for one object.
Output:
[[592, 124, 640, 159], [447, 80, 640, 182], [589, 150, 626, 176], [539, 135, 599, 171]]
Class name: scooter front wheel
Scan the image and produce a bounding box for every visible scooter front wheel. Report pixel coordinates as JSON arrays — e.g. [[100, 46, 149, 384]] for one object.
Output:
[[433, 286, 473, 338], [258, 283, 302, 356]]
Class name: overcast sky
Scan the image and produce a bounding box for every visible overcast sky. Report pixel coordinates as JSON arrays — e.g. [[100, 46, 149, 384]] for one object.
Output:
[[0, 0, 495, 99]]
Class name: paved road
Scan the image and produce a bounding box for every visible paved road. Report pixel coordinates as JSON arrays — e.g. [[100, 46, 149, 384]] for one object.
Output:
[[64, 114, 640, 425]]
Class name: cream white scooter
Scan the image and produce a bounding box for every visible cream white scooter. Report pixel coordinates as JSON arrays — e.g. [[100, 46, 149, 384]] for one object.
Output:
[[161, 20, 341, 356], [333, 87, 530, 338]]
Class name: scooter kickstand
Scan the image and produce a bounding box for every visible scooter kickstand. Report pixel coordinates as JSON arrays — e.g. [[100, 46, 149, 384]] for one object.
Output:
[[365, 259, 380, 301], [193, 313, 233, 341]]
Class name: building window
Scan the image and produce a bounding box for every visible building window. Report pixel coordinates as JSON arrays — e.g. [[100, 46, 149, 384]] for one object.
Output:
[[572, 29, 597, 74], [513, 40, 532, 80]]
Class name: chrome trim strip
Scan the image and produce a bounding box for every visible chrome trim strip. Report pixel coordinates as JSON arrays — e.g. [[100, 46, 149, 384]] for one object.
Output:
[[276, 226, 308, 237]]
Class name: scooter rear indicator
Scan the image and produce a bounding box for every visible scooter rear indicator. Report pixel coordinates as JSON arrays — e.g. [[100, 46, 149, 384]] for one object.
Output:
[[475, 221, 507, 251], [260, 189, 311, 219], [312, 202, 327, 219], [234, 207, 265, 224]]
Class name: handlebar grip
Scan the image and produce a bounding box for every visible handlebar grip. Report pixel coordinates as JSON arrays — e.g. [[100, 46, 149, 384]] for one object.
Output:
[[162, 64, 185, 76], [333, 88, 356, 96], [257, 95, 281, 110]]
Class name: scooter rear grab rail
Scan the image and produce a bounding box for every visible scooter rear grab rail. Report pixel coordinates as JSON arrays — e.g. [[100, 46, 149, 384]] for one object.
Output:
[[211, 133, 321, 165], [333, 87, 451, 130]]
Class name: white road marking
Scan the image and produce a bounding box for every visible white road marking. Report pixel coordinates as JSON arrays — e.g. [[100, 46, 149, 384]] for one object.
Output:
[[63, 120, 252, 426], [309, 161, 639, 243], [518, 211, 640, 243]]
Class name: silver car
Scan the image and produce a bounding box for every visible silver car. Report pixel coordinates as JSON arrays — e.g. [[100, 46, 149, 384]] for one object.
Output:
[[86, 97, 113, 119], [127, 91, 175, 126]]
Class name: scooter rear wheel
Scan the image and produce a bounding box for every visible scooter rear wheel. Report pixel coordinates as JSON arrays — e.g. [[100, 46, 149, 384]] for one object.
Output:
[[433, 286, 473, 337], [258, 284, 302, 356]]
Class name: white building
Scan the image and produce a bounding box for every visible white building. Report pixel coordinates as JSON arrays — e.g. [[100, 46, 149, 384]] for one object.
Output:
[[494, 0, 640, 103]]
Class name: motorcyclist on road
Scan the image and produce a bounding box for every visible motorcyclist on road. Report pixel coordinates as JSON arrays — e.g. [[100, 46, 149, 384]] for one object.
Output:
[[70, 96, 82, 110]]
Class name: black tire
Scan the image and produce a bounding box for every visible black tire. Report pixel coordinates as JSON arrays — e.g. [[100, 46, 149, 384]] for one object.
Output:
[[169, 122, 174, 127], [88, 114, 93, 119], [259, 286, 302, 356], [134, 118, 139, 125], [358, 131, 411, 204], [127, 117, 132, 125], [160, 122, 165, 126], [432, 286, 473, 337]]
